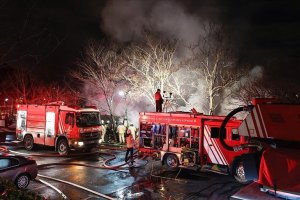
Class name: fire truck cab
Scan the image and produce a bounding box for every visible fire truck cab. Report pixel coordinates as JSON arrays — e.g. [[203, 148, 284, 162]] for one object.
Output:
[[139, 112, 249, 176], [16, 103, 102, 155]]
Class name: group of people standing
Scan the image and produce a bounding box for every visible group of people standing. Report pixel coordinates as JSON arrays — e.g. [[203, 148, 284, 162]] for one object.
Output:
[[100, 121, 137, 143], [100, 121, 137, 166], [117, 123, 137, 144], [100, 88, 163, 166]]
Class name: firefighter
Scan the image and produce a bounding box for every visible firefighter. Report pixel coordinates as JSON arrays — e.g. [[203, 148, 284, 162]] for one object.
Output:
[[154, 89, 163, 112], [117, 123, 126, 144], [128, 123, 137, 139], [100, 120, 107, 143], [125, 129, 135, 166]]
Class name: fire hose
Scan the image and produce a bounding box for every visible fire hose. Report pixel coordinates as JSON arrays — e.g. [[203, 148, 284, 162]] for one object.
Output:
[[0, 144, 149, 169], [35, 178, 68, 200], [37, 174, 116, 200]]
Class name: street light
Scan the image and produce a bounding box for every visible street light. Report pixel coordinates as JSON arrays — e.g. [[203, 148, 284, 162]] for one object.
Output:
[[4, 98, 8, 114], [118, 91, 125, 96], [118, 90, 128, 126]]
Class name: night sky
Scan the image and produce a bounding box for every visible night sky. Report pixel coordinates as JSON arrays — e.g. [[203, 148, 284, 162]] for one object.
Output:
[[1, 0, 300, 84]]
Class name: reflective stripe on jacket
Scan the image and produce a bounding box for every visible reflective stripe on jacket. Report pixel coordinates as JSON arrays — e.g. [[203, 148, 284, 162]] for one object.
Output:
[[126, 134, 134, 148]]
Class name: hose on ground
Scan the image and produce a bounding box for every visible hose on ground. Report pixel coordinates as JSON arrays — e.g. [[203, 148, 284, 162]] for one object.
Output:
[[37, 174, 116, 200]]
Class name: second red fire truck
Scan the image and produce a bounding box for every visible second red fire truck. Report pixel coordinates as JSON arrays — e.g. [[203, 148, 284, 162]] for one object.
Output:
[[139, 98, 300, 198], [16, 102, 102, 155], [138, 110, 250, 181]]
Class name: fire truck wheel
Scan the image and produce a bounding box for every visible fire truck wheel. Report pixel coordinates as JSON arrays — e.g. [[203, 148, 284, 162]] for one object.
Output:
[[232, 159, 250, 184], [24, 135, 34, 150], [57, 139, 69, 155], [165, 154, 179, 168]]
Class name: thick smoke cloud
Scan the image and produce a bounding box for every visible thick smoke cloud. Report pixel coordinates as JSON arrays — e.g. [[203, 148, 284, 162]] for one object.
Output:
[[99, 0, 265, 119], [101, 0, 203, 45], [101, 0, 149, 42], [220, 66, 264, 115]]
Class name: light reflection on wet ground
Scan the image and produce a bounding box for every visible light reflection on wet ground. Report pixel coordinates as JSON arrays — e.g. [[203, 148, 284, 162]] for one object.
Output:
[[5, 145, 245, 200], [109, 158, 244, 200]]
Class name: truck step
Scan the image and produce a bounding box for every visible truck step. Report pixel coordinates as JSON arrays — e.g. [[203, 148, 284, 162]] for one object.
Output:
[[179, 165, 199, 171], [201, 165, 229, 175], [201, 168, 229, 175]]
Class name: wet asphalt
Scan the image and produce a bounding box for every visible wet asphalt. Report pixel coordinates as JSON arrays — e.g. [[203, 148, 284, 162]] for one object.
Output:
[[2, 142, 246, 200]]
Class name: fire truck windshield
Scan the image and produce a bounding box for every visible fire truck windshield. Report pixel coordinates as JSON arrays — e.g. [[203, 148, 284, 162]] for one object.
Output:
[[76, 112, 101, 127]]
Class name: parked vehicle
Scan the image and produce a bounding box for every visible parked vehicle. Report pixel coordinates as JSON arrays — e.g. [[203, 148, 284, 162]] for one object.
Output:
[[0, 155, 37, 189], [16, 102, 102, 155]]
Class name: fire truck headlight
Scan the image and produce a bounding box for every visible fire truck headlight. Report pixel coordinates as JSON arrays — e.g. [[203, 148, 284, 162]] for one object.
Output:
[[78, 142, 84, 146]]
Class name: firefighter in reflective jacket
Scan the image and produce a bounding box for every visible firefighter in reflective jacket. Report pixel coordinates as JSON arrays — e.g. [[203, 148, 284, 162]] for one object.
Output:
[[117, 123, 126, 144], [125, 129, 135, 166], [155, 89, 163, 112]]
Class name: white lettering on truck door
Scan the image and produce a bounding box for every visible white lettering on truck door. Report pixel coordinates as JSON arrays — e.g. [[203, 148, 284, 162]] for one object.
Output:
[[17, 111, 27, 134], [46, 112, 55, 136]]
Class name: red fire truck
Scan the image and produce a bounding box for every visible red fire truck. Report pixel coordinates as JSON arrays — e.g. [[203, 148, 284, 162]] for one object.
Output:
[[138, 111, 250, 178], [219, 98, 300, 197], [139, 98, 300, 198], [16, 102, 102, 155]]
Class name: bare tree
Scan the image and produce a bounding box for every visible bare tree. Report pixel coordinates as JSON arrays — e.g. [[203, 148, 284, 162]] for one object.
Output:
[[167, 68, 199, 109], [2, 68, 78, 105], [30, 83, 79, 105], [191, 22, 244, 115], [266, 79, 300, 104], [71, 41, 125, 127], [231, 78, 272, 105], [6, 68, 36, 104], [123, 34, 180, 108]]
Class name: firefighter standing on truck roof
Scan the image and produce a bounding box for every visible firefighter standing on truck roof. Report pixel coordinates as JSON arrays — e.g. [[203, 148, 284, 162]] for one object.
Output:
[[117, 123, 126, 144], [125, 129, 135, 166], [155, 89, 163, 112]]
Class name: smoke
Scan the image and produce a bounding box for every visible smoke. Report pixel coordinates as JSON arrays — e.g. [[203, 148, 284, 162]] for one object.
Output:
[[81, 83, 108, 113], [249, 65, 263, 79], [220, 65, 264, 116], [101, 0, 149, 42], [100, 0, 210, 118], [81, 84, 151, 127], [114, 94, 152, 127], [149, 1, 204, 45], [99, 0, 265, 118], [101, 0, 204, 46]]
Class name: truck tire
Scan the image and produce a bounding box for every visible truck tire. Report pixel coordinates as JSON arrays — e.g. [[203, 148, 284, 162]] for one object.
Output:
[[164, 154, 179, 169], [232, 158, 250, 184], [24, 135, 34, 150], [57, 139, 69, 155]]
